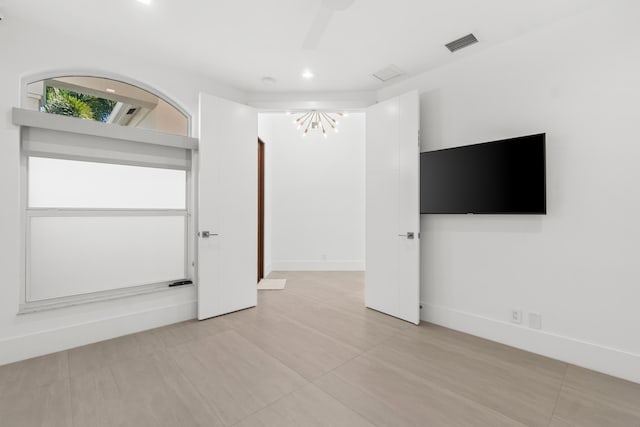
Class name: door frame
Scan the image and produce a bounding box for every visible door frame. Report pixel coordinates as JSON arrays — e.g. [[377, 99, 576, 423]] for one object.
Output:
[[257, 138, 265, 282]]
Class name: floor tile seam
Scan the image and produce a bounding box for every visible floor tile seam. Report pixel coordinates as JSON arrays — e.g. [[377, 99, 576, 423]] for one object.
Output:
[[547, 363, 570, 426], [217, 330, 314, 392], [263, 320, 361, 357], [280, 287, 355, 307], [257, 301, 410, 343], [67, 314, 308, 382], [357, 346, 544, 427], [251, 306, 368, 355], [60, 349, 74, 427], [268, 295, 410, 341], [272, 289, 341, 307], [393, 328, 569, 383], [260, 280, 373, 316], [309, 370, 390, 427], [231, 324, 342, 383], [157, 344, 230, 427], [174, 325, 236, 348], [291, 379, 383, 427], [312, 362, 528, 427], [0, 368, 73, 401], [227, 305, 379, 382], [556, 380, 640, 416], [363, 345, 563, 414], [67, 347, 156, 381], [226, 379, 312, 427], [321, 346, 370, 379], [0, 351, 72, 397], [64, 371, 74, 427], [122, 320, 239, 357]]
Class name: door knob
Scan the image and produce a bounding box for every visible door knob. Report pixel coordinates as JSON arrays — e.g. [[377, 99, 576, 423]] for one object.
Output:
[[398, 232, 415, 239], [198, 231, 218, 238]]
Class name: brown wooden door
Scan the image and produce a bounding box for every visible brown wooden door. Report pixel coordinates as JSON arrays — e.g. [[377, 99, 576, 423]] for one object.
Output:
[[257, 138, 265, 282]]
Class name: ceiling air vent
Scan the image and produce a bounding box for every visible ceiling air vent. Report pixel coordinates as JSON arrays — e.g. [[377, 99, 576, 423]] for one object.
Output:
[[445, 33, 478, 52], [372, 65, 404, 82]]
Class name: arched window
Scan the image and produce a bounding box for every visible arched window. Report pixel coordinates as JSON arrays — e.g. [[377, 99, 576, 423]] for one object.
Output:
[[24, 75, 190, 136], [15, 73, 197, 312]]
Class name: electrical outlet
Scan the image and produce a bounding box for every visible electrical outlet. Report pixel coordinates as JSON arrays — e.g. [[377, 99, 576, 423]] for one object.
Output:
[[511, 309, 523, 324], [529, 312, 542, 330]]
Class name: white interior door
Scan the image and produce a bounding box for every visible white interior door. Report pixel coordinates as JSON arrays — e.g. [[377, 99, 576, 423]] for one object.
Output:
[[365, 91, 420, 324], [197, 93, 257, 320]]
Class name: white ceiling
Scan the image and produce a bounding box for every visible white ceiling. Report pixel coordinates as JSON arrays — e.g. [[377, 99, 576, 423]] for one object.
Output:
[[4, 0, 604, 93]]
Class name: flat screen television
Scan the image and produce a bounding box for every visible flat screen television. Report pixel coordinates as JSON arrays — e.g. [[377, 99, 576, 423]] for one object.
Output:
[[420, 133, 546, 214]]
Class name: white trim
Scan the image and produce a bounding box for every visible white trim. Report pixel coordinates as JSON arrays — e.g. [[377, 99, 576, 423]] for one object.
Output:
[[420, 301, 640, 384], [19, 283, 193, 314], [191, 149, 200, 301], [26, 209, 188, 216], [19, 148, 28, 316], [264, 263, 273, 278], [186, 161, 195, 287], [247, 90, 377, 111], [13, 108, 198, 150], [271, 260, 365, 271], [0, 295, 196, 366]]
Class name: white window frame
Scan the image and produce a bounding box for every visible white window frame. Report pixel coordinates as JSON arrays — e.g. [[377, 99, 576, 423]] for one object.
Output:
[[14, 107, 199, 313]]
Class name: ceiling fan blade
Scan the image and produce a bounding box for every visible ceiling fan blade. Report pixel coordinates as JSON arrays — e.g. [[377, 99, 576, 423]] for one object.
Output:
[[302, 6, 334, 50]]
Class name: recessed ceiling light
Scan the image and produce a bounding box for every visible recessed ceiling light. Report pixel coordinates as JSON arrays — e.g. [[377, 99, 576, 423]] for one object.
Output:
[[136, 0, 151, 5], [302, 69, 315, 80], [105, 88, 116, 93]]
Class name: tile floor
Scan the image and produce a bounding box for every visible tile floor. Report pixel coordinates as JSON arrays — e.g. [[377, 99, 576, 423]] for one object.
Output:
[[1, 271, 639, 426]]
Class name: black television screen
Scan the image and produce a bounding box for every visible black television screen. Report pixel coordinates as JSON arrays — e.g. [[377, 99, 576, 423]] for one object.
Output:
[[420, 133, 546, 214]]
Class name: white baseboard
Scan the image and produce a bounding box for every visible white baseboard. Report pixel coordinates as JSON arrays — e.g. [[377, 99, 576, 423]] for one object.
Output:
[[264, 263, 273, 278], [421, 302, 640, 384], [271, 260, 365, 271], [0, 300, 196, 366]]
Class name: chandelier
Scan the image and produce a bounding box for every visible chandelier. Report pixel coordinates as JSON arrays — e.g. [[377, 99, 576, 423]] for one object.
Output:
[[291, 111, 347, 138]]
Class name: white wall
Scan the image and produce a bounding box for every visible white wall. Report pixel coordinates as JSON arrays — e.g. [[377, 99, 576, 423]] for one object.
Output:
[[0, 16, 246, 365], [258, 113, 365, 271], [378, 1, 640, 382]]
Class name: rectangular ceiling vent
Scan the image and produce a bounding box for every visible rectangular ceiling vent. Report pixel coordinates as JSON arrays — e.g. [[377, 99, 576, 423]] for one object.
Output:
[[372, 65, 404, 82], [445, 33, 478, 52]]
